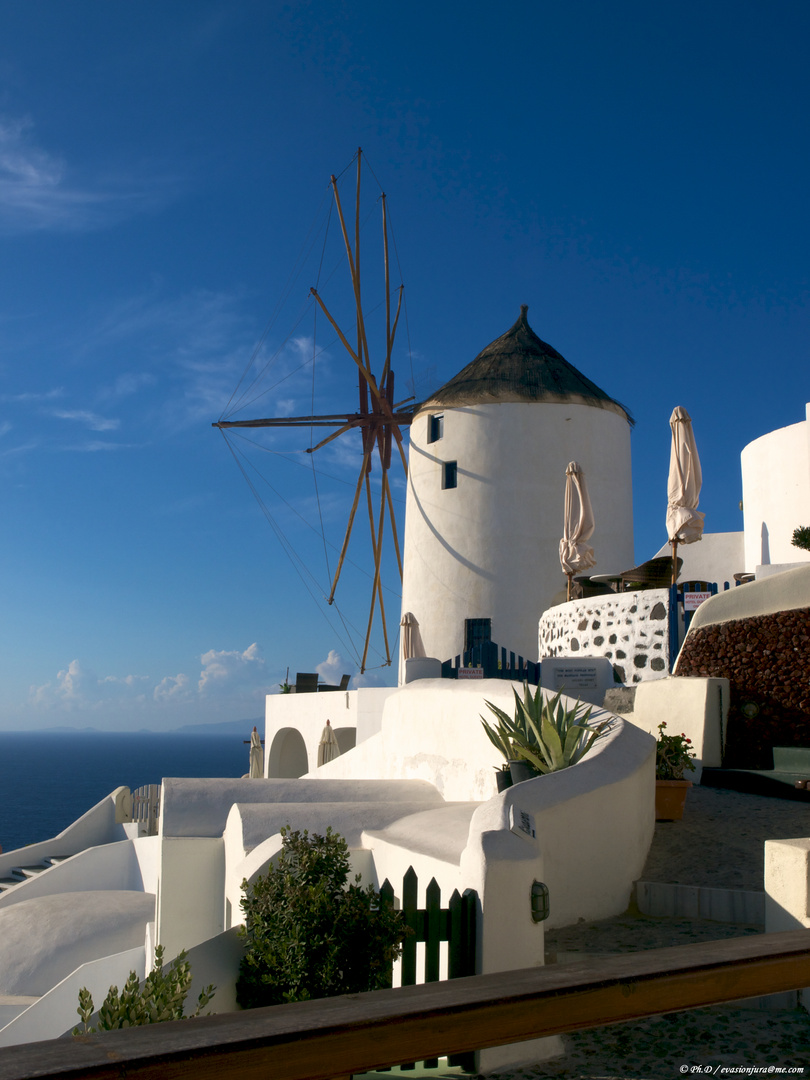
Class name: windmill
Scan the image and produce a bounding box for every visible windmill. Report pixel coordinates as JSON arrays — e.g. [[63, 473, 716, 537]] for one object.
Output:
[[213, 150, 415, 672]]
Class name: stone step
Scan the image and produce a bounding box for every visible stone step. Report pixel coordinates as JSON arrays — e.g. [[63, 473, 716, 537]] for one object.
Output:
[[635, 879, 765, 924], [14, 864, 49, 879]]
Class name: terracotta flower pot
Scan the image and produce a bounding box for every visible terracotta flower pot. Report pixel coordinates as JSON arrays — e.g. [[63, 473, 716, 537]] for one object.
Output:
[[655, 779, 692, 821]]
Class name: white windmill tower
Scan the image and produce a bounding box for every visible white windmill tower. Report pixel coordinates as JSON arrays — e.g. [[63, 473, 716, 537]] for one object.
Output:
[[400, 305, 635, 677]]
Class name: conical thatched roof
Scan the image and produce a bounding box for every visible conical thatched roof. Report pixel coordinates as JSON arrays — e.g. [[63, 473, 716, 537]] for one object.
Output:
[[417, 306, 633, 424]]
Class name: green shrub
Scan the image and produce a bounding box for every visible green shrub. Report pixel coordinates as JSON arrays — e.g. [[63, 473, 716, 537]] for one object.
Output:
[[481, 682, 609, 774], [73, 945, 215, 1034], [236, 827, 409, 1009], [792, 525, 810, 552]]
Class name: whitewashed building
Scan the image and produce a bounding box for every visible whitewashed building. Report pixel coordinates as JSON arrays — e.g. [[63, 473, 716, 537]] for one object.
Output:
[[401, 305, 636, 668]]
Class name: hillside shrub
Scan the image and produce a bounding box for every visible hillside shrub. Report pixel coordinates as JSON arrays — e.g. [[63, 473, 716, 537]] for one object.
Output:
[[236, 827, 409, 1009], [73, 945, 215, 1034]]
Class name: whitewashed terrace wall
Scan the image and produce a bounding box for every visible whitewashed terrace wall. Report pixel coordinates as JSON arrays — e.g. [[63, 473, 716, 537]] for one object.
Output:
[[538, 589, 670, 684], [265, 688, 397, 778], [765, 837, 810, 1009], [0, 787, 132, 875], [0, 837, 159, 911], [0, 946, 145, 1049]]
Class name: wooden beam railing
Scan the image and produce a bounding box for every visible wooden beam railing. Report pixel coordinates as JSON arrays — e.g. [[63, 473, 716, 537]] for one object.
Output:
[[2, 930, 809, 1080]]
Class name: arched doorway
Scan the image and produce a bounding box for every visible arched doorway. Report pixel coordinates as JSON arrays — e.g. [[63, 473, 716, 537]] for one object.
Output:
[[268, 727, 308, 778], [333, 727, 356, 756]]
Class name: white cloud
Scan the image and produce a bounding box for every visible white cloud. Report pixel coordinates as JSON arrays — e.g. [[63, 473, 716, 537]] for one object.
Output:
[[30, 659, 150, 710], [0, 114, 177, 233], [51, 409, 120, 432], [0, 388, 64, 403], [98, 372, 156, 403], [198, 642, 266, 696], [0, 438, 39, 458], [63, 439, 132, 453], [28, 642, 271, 719], [153, 673, 191, 703], [315, 649, 352, 687]]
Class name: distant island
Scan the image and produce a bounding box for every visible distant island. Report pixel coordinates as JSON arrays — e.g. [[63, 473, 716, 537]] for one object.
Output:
[[2, 718, 263, 735]]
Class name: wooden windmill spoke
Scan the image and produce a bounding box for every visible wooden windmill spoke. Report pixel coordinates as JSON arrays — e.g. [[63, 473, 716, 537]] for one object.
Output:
[[309, 288, 383, 407], [381, 285, 404, 390], [214, 413, 356, 430], [217, 150, 413, 673], [328, 439, 374, 604], [305, 418, 365, 454], [331, 164, 375, 405], [361, 469, 391, 671], [384, 469, 404, 581]]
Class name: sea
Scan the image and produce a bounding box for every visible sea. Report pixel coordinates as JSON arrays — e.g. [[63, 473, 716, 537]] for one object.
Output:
[[0, 730, 254, 855]]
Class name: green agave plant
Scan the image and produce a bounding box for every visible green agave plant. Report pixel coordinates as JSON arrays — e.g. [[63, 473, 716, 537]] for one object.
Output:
[[481, 682, 610, 775]]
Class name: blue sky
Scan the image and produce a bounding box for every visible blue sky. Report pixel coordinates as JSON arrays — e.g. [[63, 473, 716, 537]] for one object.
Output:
[[0, 1, 807, 731]]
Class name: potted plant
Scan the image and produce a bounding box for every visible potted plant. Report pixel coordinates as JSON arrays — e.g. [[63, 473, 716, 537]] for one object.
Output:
[[481, 682, 610, 785], [494, 763, 513, 792], [654, 722, 696, 821]]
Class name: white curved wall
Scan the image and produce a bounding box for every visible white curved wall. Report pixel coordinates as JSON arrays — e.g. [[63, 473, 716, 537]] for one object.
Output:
[[401, 401, 634, 668], [0, 838, 159, 912], [0, 891, 154, 996], [741, 405, 810, 571]]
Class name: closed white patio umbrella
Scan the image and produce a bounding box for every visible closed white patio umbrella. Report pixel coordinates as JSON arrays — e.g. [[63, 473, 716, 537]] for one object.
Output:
[[317, 719, 340, 767], [559, 461, 596, 601], [400, 611, 426, 661], [666, 406, 705, 584], [248, 726, 264, 778]]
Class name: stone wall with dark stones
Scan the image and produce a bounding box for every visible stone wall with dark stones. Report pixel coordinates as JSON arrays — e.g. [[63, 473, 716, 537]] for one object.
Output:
[[675, 607, 810, 768], [538, 589, 671, 685]]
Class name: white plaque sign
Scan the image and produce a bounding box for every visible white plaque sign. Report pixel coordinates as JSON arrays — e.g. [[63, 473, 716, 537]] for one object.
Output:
[[547, 663, 599, 690], [540, 656, 615, 705], [458, 667, 484, 679], [509, 805, 537, 842], [684, 591, 712, 611]]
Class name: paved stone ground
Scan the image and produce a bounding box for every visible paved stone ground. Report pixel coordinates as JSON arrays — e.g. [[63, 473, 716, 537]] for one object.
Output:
[[363, 786, 810, 1079], [640, 784, 810, 891], [514, 785, 810, 1079]]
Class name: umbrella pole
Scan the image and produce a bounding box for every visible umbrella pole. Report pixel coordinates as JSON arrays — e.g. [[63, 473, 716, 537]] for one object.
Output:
[[671, 539, 679, 585], [567, 572, 573, 602]]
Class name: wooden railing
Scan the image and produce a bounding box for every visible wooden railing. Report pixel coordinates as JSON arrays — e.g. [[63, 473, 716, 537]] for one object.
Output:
[[1, 930, 809, 1080], [131, 784, 160, 836], [442, 639, 540, 683]]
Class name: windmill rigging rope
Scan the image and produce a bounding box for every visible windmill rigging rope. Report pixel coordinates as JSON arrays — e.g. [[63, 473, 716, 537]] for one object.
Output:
[[227, 430, 407, 515], [223, 431, 404, 598], [218, 149, 404, 670], [221, 186, 332, 420], [221, 433, 397, 669], [219, 430, 363, 667]]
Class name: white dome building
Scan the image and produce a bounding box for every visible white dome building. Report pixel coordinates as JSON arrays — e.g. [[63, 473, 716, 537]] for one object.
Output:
[[400, 306, 635, 673], [741, 403, 810, 573]]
